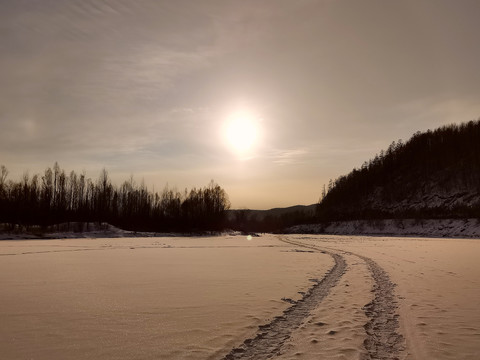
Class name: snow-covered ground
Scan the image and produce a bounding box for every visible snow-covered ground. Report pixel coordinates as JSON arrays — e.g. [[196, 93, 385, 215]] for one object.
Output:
[[0, 235, 331, 359], [284, 235, 480, 360], [288, 218, 480, 238], [1, 234, 479, 359]]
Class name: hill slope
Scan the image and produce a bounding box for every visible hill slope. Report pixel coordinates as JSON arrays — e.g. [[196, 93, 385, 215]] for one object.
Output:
[[316, 120, 480, 221], [227, 204, 317, 232], [228, 204, 316, 221]]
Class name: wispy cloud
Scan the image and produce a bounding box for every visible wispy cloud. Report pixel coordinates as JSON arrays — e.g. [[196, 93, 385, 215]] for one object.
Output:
[[268, 148, 309, 165], [2, 0, 480, 209]]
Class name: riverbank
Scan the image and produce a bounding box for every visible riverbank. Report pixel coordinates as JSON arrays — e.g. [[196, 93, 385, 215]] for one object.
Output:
[[287, 218, 480, 238]]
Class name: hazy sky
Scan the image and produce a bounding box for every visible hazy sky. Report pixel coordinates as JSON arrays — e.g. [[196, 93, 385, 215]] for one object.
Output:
[[1, 1, 480, 209]]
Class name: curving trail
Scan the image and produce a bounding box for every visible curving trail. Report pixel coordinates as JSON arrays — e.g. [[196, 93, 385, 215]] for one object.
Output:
[[222, 236, 405, 360], [222, 242, 347, 359]]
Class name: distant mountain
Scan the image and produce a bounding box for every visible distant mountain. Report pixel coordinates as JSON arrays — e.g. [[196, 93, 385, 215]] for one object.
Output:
[[229, 204, 316, 220], [316, 120, 480, 221], [227, 204, 317, 232]]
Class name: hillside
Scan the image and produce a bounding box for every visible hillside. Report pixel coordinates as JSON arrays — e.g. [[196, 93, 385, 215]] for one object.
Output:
[[228, 204, 317, 232], [316, 120, 480, 221], [228, 204, 316, 221]]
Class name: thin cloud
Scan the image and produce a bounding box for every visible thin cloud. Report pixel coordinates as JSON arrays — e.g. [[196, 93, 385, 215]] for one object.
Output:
[[268, 148, 309, 165]]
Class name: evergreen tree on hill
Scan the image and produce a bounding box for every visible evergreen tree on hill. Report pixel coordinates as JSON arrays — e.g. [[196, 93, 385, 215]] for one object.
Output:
[[317, 119, 480, 221]]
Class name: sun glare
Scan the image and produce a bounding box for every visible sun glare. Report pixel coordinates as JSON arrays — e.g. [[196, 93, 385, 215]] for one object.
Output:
[[224, 109, 260, 156]]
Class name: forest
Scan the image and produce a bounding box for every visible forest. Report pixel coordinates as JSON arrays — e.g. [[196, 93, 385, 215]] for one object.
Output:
[[229, 120, 480, 232], [0, 163, 230, 232], [2, 120, 479, 234], [316, 119, 480, 221], [228, 207, 316, 234]]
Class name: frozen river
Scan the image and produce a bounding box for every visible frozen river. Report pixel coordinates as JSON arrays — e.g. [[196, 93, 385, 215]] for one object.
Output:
[[1, 234, 479, 359], [0, 235, 331, 359]]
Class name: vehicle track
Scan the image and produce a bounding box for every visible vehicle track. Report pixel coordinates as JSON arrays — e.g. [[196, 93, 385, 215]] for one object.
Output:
[[222, 240, 346, 359], [222, 236, 404, 360], [359, 255, 405, 359], [282, 237, 405, 360]]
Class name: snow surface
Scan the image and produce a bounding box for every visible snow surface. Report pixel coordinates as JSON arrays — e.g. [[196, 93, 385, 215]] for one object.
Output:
[[285, 235, 480, 359], [1, 234, 479, 359], [0, 235, 331, 359]]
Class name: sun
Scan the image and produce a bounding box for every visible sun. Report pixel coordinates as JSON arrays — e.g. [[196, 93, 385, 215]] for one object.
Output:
[[223, 109, 260, 156]]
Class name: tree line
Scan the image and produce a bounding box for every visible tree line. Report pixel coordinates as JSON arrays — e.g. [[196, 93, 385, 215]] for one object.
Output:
[[228, 208, 316, 234], [316, 119, 480, 221], [0, 163, 230, 232]]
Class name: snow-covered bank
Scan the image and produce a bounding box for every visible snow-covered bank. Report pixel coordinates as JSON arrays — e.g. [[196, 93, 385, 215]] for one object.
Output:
[[0, 222, 197, 240], [287, 218, 480, 238]]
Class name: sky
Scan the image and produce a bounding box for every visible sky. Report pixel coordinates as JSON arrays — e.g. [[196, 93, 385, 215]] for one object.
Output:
[[1, 0, 480, 209]]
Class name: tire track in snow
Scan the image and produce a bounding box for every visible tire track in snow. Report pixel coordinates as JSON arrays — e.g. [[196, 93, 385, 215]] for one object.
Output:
[[283, 237, 405, 360], [222, 237, 346, 359], [359, 255, 405, 359]]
